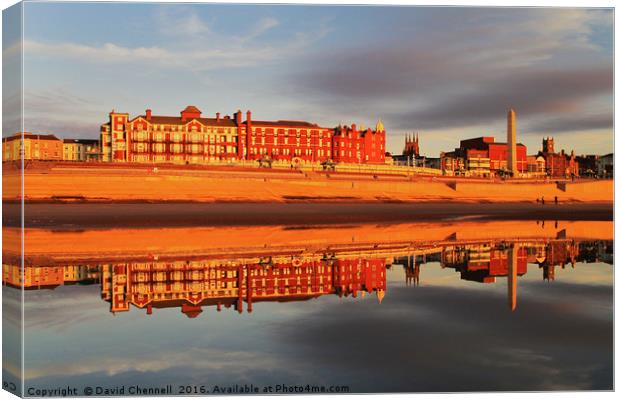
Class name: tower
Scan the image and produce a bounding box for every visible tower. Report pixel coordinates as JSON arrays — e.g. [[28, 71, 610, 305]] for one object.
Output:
[[542, 137, 555, 154], [507, 243, 519, 312], [403, 132, 420, 158], [507, 108, 517, 175]]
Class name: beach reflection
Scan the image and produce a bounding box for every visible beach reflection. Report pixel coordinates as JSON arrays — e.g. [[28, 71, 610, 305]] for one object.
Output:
[[3, 221, 614, 392], [3, 236, 612, 315]]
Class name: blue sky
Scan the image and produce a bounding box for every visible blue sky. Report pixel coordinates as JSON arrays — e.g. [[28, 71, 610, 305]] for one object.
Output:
[[3, 2, 614, 156]]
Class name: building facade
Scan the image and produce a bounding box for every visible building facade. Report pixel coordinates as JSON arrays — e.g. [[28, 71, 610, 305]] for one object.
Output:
[[100, 106, 386, 165], [539, 137, 579, 178], [441, 136, 527, 177], [2, 132, 64, 161], [402, 132, 420, 158], [63, 139, 100, 161], [596, 153, 613, 178]]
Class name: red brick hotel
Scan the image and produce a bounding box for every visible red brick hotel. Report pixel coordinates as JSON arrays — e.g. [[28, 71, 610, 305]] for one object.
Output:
[[101, 106, 386, 165]]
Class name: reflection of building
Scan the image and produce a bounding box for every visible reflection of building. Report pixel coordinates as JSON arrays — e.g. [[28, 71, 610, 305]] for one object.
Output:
[[101, 256, 386, 316], [6, 239, 611, 315], [441, 243, 528, 284], [534, 240, 579, 281], [2, 132, 63, 161], [100, 106, 386, 165], [2, 264, 99, 290]]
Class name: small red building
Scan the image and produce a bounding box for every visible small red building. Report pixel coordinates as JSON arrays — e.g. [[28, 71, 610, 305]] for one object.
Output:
[[332, 122, 386, 164], [441, 136, 527, 176]]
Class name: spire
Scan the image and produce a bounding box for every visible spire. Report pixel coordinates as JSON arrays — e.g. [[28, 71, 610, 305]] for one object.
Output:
[[376, 119, 385, 132], [377, 289, 385, 304]]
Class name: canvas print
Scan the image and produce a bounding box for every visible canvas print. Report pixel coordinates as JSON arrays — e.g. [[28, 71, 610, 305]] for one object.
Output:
[[1, 1, 614, 396]]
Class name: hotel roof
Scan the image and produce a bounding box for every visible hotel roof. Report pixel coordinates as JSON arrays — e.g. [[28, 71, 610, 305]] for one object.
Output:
[[249, 120, 322, 128], [131, 115, 238, 127]]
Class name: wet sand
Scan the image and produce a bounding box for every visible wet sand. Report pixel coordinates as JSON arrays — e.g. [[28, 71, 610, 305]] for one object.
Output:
[[3, 202, 613, 229]]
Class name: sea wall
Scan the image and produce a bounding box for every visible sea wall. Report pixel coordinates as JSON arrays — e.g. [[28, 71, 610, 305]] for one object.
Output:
[[3, 164, 613, 203]]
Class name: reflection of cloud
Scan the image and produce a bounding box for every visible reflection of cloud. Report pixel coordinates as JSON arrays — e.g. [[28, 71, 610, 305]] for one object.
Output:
[[24, 346, 277, 381], [273, 284, 612, 391], [24, 286, 104, 332]]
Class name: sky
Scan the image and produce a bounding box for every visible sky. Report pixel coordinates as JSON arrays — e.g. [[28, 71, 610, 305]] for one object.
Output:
[[2, 2, 614, 156]]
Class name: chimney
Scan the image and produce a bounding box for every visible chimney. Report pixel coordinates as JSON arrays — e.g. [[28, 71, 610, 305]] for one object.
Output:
[[216, 112, 220, 122], [351, 123, 357, 132], [145, 109, 152, 121], [246, 110, 252, 123], [224, 115, 230, 119], [235, 109, 242, 125]]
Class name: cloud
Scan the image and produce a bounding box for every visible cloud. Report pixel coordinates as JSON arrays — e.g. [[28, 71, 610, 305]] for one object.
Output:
[[527, 112, 613, 134], [240, 17, 280, 42], [388, 66, 612, 131], [22, 88, 104, 138], [154, 5, 210, 38], [290, 8, 613, 134]]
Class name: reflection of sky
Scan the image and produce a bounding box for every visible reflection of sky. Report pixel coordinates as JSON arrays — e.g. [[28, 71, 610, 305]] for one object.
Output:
[[21, 259, 612, 392]]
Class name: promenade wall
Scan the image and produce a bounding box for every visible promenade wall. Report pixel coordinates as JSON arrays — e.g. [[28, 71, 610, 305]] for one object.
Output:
[[2, 162, 613, 203]]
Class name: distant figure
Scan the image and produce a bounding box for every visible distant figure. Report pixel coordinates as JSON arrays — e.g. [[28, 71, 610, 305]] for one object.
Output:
[[554, 196, 558, 205], [541, 196, 545, 205], [536, 198, 540, 203]]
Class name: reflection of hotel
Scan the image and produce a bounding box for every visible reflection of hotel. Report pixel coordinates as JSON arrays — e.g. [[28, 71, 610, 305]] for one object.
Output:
[[101, 256, 386, 316], [4, 239, 611, 316]]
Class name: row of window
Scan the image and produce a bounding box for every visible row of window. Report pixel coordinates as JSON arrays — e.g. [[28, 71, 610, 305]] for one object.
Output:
[[250, 137, 331, 147], [133, 124, 236, 134], [132, 143, 236, 154], [133, 132, 237, 144]]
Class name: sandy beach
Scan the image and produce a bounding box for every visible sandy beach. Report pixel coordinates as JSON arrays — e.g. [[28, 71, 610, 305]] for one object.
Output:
[[3, 202, 613, 229]]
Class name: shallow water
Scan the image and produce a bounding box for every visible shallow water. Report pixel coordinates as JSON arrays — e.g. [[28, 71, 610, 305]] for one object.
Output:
[[3, 225, 614, 394]]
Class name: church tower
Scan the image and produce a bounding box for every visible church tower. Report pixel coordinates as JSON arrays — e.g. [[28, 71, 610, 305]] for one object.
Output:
[[403, 132, 420, 158]]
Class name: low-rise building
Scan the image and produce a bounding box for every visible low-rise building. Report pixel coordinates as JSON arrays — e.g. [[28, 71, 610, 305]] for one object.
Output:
[[441, 136, 527, 177], [526, 155, 546, 174], [597, 153, 613, 178], [538, 137, 579, 178], [2, 132, 63, 161], [63, 139, 100, 161]]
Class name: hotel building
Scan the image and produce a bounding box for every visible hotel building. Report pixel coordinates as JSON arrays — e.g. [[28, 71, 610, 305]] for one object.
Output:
[[2, 132, 63, 161], [100, 106, 386, 164]]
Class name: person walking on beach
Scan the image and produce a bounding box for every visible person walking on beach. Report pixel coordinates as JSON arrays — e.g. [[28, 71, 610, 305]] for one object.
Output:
[[541, 196, 545, 205], [554, 196, 558, 205]]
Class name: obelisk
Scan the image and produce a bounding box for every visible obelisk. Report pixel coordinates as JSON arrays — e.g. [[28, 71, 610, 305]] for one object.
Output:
[[507, 108, 517, 176], [507, 243, 519, 312]]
